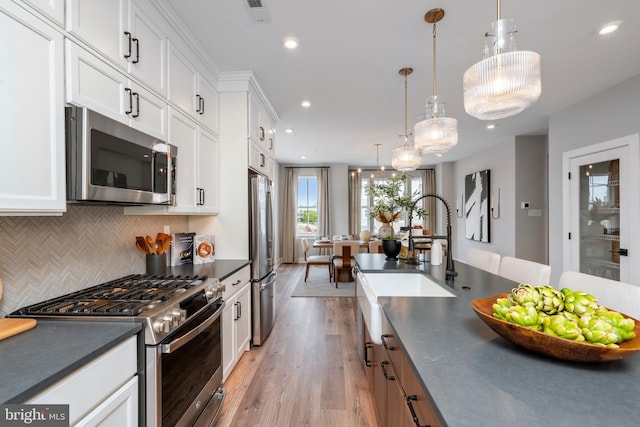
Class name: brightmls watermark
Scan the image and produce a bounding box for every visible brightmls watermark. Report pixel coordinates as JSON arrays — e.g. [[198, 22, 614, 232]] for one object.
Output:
[[0, 405, 68, 426]]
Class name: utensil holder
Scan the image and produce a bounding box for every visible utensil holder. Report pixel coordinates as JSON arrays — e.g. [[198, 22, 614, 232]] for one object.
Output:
[[146, 253, 167, 276]]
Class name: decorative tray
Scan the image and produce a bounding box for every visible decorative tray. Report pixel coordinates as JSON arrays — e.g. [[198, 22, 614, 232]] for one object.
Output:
[[471, 294, 640, 362]]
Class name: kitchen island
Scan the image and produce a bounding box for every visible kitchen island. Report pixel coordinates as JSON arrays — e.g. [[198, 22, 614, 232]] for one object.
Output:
[[355, 253, 640, 427]]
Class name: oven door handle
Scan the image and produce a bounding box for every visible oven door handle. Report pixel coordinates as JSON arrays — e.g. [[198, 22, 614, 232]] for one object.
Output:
[[160, 302, 224, 354]]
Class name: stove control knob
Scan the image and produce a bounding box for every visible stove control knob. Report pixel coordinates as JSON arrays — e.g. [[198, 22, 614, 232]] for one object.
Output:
[[153, 318, 170, 333], [170, 309, 185, 324]]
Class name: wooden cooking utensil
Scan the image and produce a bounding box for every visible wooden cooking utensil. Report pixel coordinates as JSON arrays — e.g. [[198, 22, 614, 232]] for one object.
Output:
[[155, 232, 170, 254], [146, 235, 157, 255], [136, 236, 151, 255]]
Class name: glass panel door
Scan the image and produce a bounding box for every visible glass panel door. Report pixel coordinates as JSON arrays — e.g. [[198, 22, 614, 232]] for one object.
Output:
[[578, 159, 620, 280], [565, 134, 639, 284]]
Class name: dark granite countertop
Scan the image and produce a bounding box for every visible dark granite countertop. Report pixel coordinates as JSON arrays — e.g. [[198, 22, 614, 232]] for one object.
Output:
[[0, 320, 141, 403], [168, 259, 250, 281], [355, 254, 640, 427]]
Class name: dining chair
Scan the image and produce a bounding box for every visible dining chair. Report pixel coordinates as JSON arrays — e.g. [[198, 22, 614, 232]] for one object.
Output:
[[332, 240, 361, 287], [558, 271, 640, 318], [368, 240, 383, 254], [467, 248, 501, 275], [498, 256, 551, 285], [300, 239, 333, 282]]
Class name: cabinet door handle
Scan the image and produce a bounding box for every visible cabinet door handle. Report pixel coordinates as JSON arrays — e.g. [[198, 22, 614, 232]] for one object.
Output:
[[196, 188, 205, 206], [406, 395, 430, 427], [132, 92, 140, 118], [232, 279, 241, 286], [380, 361, 395, 381], [200, 96, 205, 115], [269, 137, 273, 150], [381, 334, 397, 351], [196, 95, 202, 113], [364, 342, 372, 367], [124, 31, 132, 59], [132, 37, 139, 64], [124, 88, 133, 115], [235, 301, 241, 320], [259, 153, 265, 168], [259, 126, 265, 141]]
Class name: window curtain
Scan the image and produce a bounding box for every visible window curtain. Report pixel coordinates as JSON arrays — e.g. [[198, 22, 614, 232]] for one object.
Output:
[[423, 169, 437, 234], [317, 167, 331, 238], [282, 168, 298, 263], [348, 171, 361, 237]]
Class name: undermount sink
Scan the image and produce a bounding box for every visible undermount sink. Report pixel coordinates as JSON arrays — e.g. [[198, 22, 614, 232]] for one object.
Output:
[[357, 273, 455, 344]]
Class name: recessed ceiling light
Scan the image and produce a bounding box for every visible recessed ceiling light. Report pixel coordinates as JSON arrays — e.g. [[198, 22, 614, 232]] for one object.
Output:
[[285, 128, 294, 134], [300, 155, 306, 159], [486, 124, 496, 130], [301, 100, 311, 108], [598, 21, 622, 35], [283, 37, 299, 49]]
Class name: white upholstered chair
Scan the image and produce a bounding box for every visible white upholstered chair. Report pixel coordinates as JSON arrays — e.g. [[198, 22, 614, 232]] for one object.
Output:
[[300, 239, 333, 282], [558, 271, 640, 318], [368, 240, 383, 254], [467, 248, 501, 275], [498, 256, 551, 285], [332, 240, 361, 287]]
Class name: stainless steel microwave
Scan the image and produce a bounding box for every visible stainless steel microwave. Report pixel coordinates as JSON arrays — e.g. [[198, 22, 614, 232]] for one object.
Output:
[[65, 106, 177, 205]]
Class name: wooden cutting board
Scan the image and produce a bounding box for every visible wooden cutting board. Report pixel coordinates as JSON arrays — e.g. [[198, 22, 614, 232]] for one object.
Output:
[[0, 318, 38, 341]]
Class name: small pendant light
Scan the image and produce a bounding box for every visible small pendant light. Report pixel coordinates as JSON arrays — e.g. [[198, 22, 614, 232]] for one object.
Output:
[[414, 8, 458, 156], [392, 67, 422, 172]]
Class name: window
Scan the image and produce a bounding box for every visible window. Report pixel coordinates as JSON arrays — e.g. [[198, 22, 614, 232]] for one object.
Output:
[[297, 175, 318, 236], [359, 173, 425, 235]]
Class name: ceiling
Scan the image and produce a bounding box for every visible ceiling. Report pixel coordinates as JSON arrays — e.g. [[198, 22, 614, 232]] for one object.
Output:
[[165, 0, 640, 168]]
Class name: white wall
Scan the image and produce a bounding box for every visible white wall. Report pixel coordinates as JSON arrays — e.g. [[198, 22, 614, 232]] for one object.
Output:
[[454, 139, 517, 261], [514, 135, 548, 264], [548, 73, 640, 283]]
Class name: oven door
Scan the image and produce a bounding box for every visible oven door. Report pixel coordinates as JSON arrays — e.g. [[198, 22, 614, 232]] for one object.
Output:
[[146, 299, 225, 427]]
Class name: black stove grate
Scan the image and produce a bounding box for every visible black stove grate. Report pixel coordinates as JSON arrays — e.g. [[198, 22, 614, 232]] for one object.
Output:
[[10, 274, 208, 316]]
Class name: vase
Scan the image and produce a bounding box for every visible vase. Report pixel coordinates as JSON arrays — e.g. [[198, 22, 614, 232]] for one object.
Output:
[[378, 223, 393, 239], [382, 239, 402, 260]]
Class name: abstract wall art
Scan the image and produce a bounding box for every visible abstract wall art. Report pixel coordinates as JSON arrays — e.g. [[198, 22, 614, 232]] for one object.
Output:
[[465, 169, 491, 242]]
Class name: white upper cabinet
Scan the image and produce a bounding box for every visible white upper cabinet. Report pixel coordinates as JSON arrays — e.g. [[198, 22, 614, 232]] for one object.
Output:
[[66, 0, 166, 96], [127, 1, 166, 95], [125, 107, 219, 215], [19, 0, 65, 25], [0, 3, 66, 215], [168, 41, 219, 134], [66, 40, 167, 140], [66, 0, 129, 68]]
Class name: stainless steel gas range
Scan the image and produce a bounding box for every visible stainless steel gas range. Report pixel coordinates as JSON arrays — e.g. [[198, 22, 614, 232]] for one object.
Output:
[[11, 274, 226, 427]]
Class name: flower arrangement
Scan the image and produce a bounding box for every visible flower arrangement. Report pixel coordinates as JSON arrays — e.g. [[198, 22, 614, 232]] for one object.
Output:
[[367, 175, 426, 232]]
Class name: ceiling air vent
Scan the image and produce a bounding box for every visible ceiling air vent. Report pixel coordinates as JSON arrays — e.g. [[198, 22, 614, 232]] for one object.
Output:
[[246, 0, 270, 23]]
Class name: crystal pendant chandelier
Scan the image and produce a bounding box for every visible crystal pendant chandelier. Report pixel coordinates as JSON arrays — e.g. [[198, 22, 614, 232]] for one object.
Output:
[[414, 8, 458, 156], [463, 0, 541, 120], [392, 68, 422, 172]]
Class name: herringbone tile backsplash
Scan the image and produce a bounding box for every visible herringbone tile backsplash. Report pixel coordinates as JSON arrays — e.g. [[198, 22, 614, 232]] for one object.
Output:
[[0, 206, 189, 316]]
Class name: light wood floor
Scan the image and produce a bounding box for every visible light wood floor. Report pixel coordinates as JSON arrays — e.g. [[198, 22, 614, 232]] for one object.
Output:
[[215, 264, 378, 427]]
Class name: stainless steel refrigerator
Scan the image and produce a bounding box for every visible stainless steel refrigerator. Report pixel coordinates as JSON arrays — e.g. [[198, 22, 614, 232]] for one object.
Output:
[[249, 172, 277, 345]]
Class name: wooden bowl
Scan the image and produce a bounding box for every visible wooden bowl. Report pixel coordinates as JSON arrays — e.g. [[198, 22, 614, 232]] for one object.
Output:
[[471, 294, 640, 363]]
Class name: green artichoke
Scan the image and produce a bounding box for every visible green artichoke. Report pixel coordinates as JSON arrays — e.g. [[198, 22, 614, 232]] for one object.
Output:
[[538, 285, 565, 314], [561, 288, 599, 316], [509, 284, 543, 310], [542, 314, 584, 341]]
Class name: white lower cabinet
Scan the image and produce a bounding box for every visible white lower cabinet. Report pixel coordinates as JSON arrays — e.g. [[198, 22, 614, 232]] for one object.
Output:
[[27, 336, 138, 426], [221, 267, 252, 381], [0, 2, 66, 215]]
